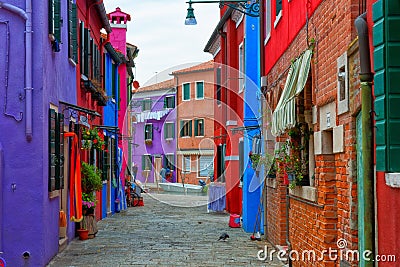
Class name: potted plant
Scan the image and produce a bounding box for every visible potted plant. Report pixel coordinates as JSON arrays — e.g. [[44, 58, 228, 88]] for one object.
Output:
[[275, 139, 309, 189], [81, 162, 103, 194], [82, 128, 105, 150]]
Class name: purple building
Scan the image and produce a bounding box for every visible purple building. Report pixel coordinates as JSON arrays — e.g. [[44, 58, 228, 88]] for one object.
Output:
[[0, 0, 79, 265], [131, 79, 176, 184]]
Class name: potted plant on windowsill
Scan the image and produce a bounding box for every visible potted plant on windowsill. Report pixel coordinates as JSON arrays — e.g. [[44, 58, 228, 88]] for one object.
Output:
[[79, 162, 102, 239], [145, 139, 152, 146], [275, 139, 309, 189], [82, 128, 105, 150]]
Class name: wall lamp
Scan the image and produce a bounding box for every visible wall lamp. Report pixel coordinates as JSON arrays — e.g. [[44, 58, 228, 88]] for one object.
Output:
[[185, 0, 259, 25]]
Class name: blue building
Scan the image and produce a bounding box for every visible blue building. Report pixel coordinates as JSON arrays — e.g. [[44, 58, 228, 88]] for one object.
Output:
[[241, 14, 264, 234]]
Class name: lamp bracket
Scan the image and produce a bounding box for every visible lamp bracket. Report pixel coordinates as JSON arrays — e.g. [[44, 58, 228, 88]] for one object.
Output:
[[187, 0, 259, 17]]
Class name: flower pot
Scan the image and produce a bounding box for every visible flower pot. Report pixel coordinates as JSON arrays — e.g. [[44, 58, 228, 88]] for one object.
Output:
[[77, 229, 89, 240]]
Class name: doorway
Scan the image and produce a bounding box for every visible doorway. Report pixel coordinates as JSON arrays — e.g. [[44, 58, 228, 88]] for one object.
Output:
[[154, 156, 162, 191]]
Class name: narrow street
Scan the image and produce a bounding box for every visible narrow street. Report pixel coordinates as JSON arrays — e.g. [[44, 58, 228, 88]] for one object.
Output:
[[48, 193, 283, 266]]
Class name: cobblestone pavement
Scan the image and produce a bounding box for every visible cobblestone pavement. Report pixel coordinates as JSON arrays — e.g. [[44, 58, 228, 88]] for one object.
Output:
[[48, 193, 284, 267]]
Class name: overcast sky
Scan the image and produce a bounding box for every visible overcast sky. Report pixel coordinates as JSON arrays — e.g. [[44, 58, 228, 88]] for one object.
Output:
[[103, 0, 220, 87]]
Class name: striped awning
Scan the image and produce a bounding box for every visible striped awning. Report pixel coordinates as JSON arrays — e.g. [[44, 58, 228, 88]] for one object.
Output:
[[271, 50, 312, 136]]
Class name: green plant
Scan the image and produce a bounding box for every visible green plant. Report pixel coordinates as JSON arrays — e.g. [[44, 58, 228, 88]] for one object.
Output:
[[81, 162, 103, 193], [82, 192, 96, 209], [82, 128, 105, 150], [275, 123, 311, 188]]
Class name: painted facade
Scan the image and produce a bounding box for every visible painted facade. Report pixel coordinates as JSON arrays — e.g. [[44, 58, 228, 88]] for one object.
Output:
[[172, 61, 215, 186], [108, 7, 131, 187], [204, 8, 244, 215], [261, 0, 373, 266], [0, 0, 77, 265], [131, 79, 177, 185]]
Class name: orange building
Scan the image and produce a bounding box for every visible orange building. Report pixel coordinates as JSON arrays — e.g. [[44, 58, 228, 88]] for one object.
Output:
[[172, 61, 215, 185]]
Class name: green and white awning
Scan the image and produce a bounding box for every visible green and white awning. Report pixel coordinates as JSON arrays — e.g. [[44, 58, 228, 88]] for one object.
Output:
[[271, 50, 312, 137]]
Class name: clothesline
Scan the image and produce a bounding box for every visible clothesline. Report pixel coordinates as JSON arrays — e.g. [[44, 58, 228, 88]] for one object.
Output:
[[135, 110, 170, 123]]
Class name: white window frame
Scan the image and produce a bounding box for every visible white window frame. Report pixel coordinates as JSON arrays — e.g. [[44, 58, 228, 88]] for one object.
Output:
[[144, 123, 153, 140], [180, 119, 191, 138], [195, 81, 205, 100], [194, 118, 205, 137], [165, 153, 175, 169], [182, 82, 191, 101], [238, 41, 245, 93], [143, 154, 152, 170], [142, 98, 152, 111], [264, 0, 272, 45], [197, 155, 213, 178], [183, 156, 191, 173], [164, 122, 175, 140], [165, 95, 175, 109]]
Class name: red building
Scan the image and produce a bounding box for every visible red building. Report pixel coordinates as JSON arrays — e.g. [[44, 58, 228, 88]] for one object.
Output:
[[205, 7, 245, 215], [76, 0, 111, 220], [259, 0, 385, 265]]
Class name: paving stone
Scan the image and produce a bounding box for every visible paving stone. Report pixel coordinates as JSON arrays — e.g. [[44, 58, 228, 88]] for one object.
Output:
[[47, 193, 283, 267]]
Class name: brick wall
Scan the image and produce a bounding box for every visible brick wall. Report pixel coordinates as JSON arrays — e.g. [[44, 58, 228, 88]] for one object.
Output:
[[264, 0, 363, 266]]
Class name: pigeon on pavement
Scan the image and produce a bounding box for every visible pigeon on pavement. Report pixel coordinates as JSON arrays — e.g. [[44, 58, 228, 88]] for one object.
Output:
[[218, 232, 229, 241]]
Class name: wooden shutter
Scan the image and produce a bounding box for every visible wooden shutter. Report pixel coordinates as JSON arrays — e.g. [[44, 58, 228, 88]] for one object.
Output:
[[54, 0, 61, 42], [163, 97, 167, 108], [180, 120, 184, 137], [276, 0, 282, 16], [141, 155, 145, 170], [84, 28, 90, 76], [72, 4, 77, 61], [57, 112, 64, 190], [149, 124, 153, 140], [188, 120, 192, 136], [49, 109, 57, 192], [171, 123, 175, 138], [80, 22, 84, 73], [48, 109, 64, 192]]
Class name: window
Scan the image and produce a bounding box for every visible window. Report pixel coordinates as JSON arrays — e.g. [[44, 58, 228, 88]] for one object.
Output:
[[68, 1, 78, 61], [194, 119, 204, 136], [144, 124, 153, 140], [142, 99, 152, 111], [238, 42, 245, 93], [216, 67, 221, 104], [49, 108, 64, 192], [164, 122, 175, 140], [49, 0, 61, 48], [276, 0, 282, 16], [198, 156, 213, 177], [183, 156, 191, 172], [196, 81, 204, 99], [79, 23, 90, 77], [183, 83, 190, 101], [142, 155, 152, 170], [164, 96, 175, 108], [180, 120, 192, 137], [164, 154, 175, 169], [337, 52, 349, 115]]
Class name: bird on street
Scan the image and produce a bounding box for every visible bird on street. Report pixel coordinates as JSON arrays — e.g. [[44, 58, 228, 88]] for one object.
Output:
[[218, 232, 229, 241]]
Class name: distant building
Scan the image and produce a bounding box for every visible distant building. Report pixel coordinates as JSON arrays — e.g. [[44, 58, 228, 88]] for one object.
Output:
[[172, 61, 215, 185], [131, 79, 177, 185]]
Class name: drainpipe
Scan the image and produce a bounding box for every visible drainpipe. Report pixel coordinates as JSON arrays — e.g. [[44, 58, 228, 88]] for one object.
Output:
[[0, 142, 3, 252], [355, 13, 374, 265], [0, 1, 33, 141]]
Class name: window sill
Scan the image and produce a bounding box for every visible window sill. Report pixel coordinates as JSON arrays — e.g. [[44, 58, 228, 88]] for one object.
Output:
[[49, 190, 60, 199], [68, 58, 77, 67], [195, 135, 205, 138], [195, 97, 205, 100], [266, 178, 276, 189], [289, 186, 317, 202], [181, 136, 191, 138], [182, 99, 191, 102]]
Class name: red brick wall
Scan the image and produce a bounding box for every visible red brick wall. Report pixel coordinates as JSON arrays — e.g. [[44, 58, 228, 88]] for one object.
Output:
[[264, 0, 363, 266]]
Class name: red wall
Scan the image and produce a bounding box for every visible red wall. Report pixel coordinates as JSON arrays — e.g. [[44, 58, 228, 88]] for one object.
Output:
[[264, 0, 322, 74]]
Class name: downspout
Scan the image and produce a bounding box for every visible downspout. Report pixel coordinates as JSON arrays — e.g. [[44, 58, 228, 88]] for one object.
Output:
[[0, 1, 32, 141], [258, 0, 268, 241], [220, 30, 227, 183], [0, 142, 3, 252], [355, 13, 375, 265]]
